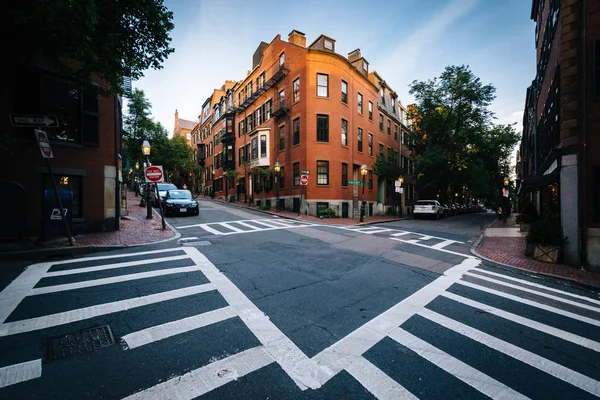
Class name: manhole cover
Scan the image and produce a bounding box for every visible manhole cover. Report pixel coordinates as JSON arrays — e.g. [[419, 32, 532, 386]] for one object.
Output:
[[47, 325, 116, 361]]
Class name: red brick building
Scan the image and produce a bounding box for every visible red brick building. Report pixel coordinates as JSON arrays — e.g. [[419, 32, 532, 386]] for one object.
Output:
[[1, 63, 123, 241], [191, 31, 410, 218], [519, 0, 600, 269]]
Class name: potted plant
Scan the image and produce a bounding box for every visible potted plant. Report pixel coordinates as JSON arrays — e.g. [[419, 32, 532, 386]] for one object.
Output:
[[525, 214, 567, 263], [516, 200, 538, 232]]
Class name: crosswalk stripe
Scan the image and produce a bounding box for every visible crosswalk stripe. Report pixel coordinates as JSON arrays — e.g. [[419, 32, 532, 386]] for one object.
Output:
[[390, 231, 411, 236], [197, 224, 224, 235], [418, 308, 600, 397], [44, 255, 190, 277], [345, 356, 419, 400], [441, 292, 600, 352], [472, 268, 600, 306], [46, 248, 184, 266], [391, 238, 475, 259], [432, 239, 461, 249], [464, 272, 600, 314], [354, 227, 387, 232], [457, 280, 600, 327], [30, 266, 200, 295], [362, 229, 393, 234], [219, 222, 244, 232], [0, 284, 216, 338], [390, 328, 529, 400], [234, 221, 262, 231], [0, 359, 42, 389], [251, 220, 282, 229], [122, 306, 237, 349], [123, 346, 274, 400]]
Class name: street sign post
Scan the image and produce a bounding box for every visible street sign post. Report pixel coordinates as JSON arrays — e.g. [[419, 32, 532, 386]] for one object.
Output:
[[301, 170, 310, 175], [348, 180, 365, 185], [300, 175, 308, 185], [395, 187, 404, 193], [145, 166, 164, 183], [34, 129, 53, 158], [10, 114, 59, 128], [395, 180, 402, 187]]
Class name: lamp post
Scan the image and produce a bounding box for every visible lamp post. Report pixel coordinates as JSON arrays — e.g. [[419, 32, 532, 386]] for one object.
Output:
[[135, 161, 140, 197], [274, 159, 280, 210], [360, 164, 368, 223], [142, 140, 152, 219], [211, 169, 216, 198], [502, 176, 509, 222], [398, 175, 404, 218]]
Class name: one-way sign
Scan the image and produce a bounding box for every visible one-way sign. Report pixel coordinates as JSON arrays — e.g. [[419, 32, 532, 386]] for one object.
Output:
[[9, 114, 59, 128]]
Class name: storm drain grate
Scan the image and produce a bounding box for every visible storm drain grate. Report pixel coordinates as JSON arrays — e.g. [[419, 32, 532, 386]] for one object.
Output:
[[47, 325, 116, 361]]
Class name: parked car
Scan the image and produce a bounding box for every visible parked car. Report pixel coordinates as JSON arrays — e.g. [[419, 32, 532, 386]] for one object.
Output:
[[441, 204, 454, 217], [152, 183, 178, 206], [413, 200, 445, 219], [162, 189, 199, 216]]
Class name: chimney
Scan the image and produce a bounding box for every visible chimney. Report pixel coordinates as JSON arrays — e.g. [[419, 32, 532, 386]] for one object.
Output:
[[288, 30, 306, 47], [348, 49, 361, 63]]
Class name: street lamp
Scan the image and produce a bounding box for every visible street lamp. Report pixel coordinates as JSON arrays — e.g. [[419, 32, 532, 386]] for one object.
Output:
[[274, 159, 281, 210], [142, 141, 152, 219], [135, 162, 140, 197], [398, 175, 404, 218], [359, 164, 368, 223]]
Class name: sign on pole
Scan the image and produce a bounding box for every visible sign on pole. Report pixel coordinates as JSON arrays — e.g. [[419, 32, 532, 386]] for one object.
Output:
[[301, 170, 310, 175], [395, 187, 404, 193], [11, 114, 59, 128], [145, 165, 164, 183], [34, 129, 54, 158], [300, 175, 308, 185], [503, 189, 509, 197], [348, 180, 364, 185], [395, 181, 402, 187]]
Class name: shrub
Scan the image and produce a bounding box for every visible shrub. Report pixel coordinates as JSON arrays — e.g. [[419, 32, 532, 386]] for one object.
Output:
[[516, 199, 538, 224], [526, 214, 567, 247], [258, 204, 271, 211], [318, 208, 337, 217]]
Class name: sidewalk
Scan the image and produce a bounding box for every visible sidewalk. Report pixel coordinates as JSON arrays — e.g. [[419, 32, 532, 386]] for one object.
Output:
[[207, 196, 409, 226], [472, 214, 600, 289], [0, 190, 177, 260]]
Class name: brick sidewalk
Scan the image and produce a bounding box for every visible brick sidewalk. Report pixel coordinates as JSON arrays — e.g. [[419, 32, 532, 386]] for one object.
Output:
[[473, 214, 600, 288]]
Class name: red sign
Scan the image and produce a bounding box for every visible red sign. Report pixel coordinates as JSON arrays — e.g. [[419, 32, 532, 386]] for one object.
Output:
[[34, 129, 53, 158], [300, 175, 308, 185], [145, 166, 164, 182]]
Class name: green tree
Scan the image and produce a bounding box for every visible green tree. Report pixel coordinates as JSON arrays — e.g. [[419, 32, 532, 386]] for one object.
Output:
[[4, 0, 175, 96], [251, 167, 274, 203]]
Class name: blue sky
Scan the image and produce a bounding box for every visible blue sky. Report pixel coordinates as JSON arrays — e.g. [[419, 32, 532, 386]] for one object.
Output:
[[133, 0, 535, 140]]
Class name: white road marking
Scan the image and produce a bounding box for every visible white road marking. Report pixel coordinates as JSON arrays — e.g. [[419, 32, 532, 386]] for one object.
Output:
[[419, 308, 600, 397], [30, 266, 200, 295], [0, 284, 215, 338], [361, 229, 393, 235], [457, 280, 600, 327], [390, 231, 411, 237], [46, 248, 184, 266], [442, 292, 600, 352], [0, 262, 52, 324], [345, 356, 418, 400], [197, 224, 224, 235], [0, 359, 42, 388], [122, 306, 236, 349], [431, 239, 461, 249], [464, 272, 600, 313], [390, 238, 474, 258], [472, 268, 600, 306], [251, 220, 283, 229], [312, 257, 481, 384], [177, 219, 316, 236], [234, 221, 262, 231], [123, 346, 274, 400], [390, 329, 529, 400], [353, 227, 389, 233], [219, 222, 244, 232], [44, 255, 190, 277], [183, 247, 324, 390]]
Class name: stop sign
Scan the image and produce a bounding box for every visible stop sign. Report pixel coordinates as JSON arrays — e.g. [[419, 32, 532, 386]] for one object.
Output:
[[300, 175, 308, 185], [145, 166, 164, 182]]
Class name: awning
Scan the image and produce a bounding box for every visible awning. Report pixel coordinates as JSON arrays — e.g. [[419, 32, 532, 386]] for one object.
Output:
[[518, 170, 560, 193]]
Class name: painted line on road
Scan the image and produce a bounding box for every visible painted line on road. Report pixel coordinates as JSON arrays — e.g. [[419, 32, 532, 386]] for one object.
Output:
[[183, 247, 323, 390], [419, 308, 600, 397], [251, 220, 284, 229], [464, 272, 600, 313], [46, 248, 184, 266], [0, 262, 52, 324], [390, 231, 411, 237], [457, 280, 600, 327], [219, 222, 244, 233], [345, 356, 418, 400], [234, 221, 262, 231], [431, 239, 462, 249], [472, 268, 600, 306], [361, 229, 393, 234], [312, 256, 481, 385], [442, 291, 600, 352], [31, 266, 200, 295], [122, 306, 236, 349], [390, 329, 529, 400], [0, 359, 42, 388], [123, 346, 274, 400], [390, 238, 474, 258], [197, 224, 224, 235], [0, 284, 216, 338], [44, 255, 190, 277]]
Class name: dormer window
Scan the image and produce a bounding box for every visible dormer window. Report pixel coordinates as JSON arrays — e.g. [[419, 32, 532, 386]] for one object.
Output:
[[324, 38, 333, 50], [363, 61, 368, 72]]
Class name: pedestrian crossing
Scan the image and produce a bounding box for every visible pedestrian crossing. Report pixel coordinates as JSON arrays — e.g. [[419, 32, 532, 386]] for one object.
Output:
[[175, 218, 318, 236]]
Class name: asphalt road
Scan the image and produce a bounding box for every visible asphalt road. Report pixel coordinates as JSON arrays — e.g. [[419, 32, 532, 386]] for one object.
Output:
[[1, 199, 600, 399]]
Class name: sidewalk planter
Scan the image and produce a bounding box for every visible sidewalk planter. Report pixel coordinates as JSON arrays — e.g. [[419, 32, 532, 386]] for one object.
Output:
[[525, 214, 566, 264], [525, 242, 535, 257], [519, 223, 531, 233], [533, 245, 561, 263]]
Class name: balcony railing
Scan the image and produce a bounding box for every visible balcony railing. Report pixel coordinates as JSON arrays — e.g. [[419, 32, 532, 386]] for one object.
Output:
[[235, 64, 286, 113], [272, 98, 288, 118]]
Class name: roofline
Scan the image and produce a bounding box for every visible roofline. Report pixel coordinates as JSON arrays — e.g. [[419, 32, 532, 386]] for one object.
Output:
[[307, 48, 379, 92]]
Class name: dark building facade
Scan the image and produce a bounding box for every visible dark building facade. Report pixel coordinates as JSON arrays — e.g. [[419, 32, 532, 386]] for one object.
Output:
[[519, 0, 600, 269]]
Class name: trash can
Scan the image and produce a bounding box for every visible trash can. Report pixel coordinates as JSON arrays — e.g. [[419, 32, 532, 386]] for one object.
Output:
[[43, 189, 73, 240]]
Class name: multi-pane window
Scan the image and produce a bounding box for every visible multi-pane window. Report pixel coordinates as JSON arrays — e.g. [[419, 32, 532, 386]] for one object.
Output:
[[265, 99, 272, 119], [387, 120, 391, 136], [341, 80, 348, 103], [293, 162, 300, 186], [342, 163, 348, 187], [256, 107, 262, 126], [394, 125, 398, 141], [379, 114, 383, 131], [341, 119, 348, 146], [317, 114, 329, 142], [251, 137, 258, 159], [279, 167, 285, 189], [379, 143, 384, 154], [260, 72, 265, 88], [358, 93, 363, 114], [239, 147, 244, 166], [279, 125, 285, 151], [368, 133, 373, 155], [324, 38, 333, 50], [368, 170, 373, 190], [293, 117, 300, 145], [317, 160, 329, 185], [247, 114, 253, 132], [260, 134, 267, 157], [279, 89, 285, 106], [357, 128, 363, 152], [280, 52, 285, 68], [368, 101, 373, 120], [293, 78, 300, 103], [317, 73, 328, 97]]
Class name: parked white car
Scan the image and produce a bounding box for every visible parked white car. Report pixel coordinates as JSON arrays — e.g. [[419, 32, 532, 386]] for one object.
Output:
[[413, 200, 445, 219]]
